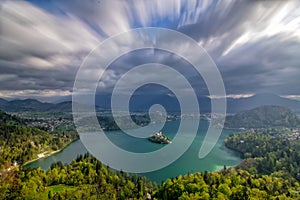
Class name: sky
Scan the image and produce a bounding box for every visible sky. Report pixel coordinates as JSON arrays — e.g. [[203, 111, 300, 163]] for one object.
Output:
[[0, 0, 300, 102]]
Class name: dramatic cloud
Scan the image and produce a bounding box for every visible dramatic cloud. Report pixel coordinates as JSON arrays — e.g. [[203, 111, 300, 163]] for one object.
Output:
[[0, 0, 299, 101], [0, 0, 100, 98]]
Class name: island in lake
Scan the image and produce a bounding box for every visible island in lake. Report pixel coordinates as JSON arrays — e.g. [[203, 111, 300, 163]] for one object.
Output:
[[148, 131, 172, 144]]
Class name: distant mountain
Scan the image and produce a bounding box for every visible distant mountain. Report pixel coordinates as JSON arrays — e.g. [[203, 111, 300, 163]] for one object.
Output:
[[50, 101, 73, 112], [0, 93, 299, 114], [129, 94, 181, 112], [0, 99, 102, 113], [113, 93, 300, 114], [0, 98, 8, 108], [0, 98, 61, 112], [0, 99, 53, 112], [94, 93, 212, 113], [225, 105, 300, 128], [227, 93, 300, 113], [7, 99, 53, 112]]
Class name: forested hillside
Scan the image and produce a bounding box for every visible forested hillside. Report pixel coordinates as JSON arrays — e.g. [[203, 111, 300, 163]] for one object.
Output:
[[225, 128, 300, 181], [225, 106, 300, 128], [0, 111, 73, 170]]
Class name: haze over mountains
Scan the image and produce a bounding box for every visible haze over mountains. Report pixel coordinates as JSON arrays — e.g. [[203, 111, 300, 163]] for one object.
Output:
[[0, 93, 299, 114]]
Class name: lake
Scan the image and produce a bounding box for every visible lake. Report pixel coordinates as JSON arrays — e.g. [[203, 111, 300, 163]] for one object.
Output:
[[25, 119, 242, 183]]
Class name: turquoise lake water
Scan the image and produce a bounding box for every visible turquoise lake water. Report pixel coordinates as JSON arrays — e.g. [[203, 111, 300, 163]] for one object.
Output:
[[25, 119, 242, 183]]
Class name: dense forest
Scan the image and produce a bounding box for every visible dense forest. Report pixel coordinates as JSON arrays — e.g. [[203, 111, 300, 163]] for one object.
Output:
[[225, 128, 300, 181], [225, 106, 300, 128], [1, 154, 299, 200]]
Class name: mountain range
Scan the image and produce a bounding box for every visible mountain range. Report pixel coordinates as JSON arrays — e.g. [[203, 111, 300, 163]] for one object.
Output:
[[225, 105, 300, 128], [0, 99, 72, 112], [95, 93, 300, 113], [227, 93, 300, 114], [0, 93, 299, 114]]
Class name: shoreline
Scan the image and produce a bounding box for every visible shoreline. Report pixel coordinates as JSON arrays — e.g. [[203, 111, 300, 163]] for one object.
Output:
[[20, 126, 245, 183], [22, 138, 79, 167]]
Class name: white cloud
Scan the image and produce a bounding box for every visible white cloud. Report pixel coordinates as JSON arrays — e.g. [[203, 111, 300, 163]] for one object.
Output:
[[209, 94, 254, 99], [0, 1, 101, 68], [0, 89, 71, 98], [221, 1, 300, 57]]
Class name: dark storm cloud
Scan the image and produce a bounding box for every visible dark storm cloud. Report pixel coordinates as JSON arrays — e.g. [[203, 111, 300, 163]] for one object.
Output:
[[174, 1, 300, 97], [218, 33, 300, 95], [0, 0, 299, 99], [97, 49, 208, 95]]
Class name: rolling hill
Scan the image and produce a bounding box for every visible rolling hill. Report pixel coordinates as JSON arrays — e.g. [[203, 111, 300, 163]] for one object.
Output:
[[227, 93, 300, 113], [225, 105, 300, 128]]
